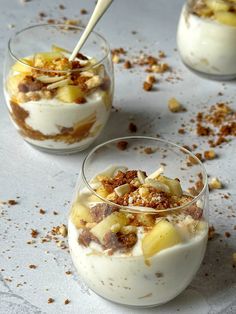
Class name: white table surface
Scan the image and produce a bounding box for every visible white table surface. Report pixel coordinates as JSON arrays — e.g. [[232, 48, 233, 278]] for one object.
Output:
[[0, 0, 236, 313]]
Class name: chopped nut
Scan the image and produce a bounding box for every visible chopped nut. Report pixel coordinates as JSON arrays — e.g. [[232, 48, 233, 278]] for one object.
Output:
[[146, 74, 156, 84], [143, 81, 152, 91], [204, 150, 216, 160], [168, 98, 182, 113], [209, 177, 222, 190]]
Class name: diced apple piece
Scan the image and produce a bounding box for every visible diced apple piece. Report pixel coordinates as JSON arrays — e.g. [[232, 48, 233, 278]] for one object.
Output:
[[34, 52, 63, 67], [70, 203, 93, 228], [157, 175, 182, 197], [142, 220, 182, 258], [90, 212, 128, 244], [7, 74, 25, 95], [214, 11, 236, 26], [51, 44, 70, 54], [56, 85, 84, 102], [206, 0, 230, 12], [12, 58, 32, 73], [147, 166, 164, 179], [96, 186, 109, 198]]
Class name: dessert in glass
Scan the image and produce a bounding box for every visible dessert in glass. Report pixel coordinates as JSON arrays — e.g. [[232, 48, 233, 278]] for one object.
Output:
[[177, 0, 236, 80], [68, 136, 209, 307], [4, 24, 113, 154]]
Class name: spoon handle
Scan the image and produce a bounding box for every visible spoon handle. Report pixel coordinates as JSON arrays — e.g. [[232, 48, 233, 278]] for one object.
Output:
[[69, 0, 113, 61]]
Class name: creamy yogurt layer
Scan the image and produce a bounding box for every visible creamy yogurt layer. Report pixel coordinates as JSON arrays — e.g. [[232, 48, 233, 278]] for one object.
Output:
[[68, 165, 208, 306], [5, 46, 112, 152], [177, 0, 236, 78]]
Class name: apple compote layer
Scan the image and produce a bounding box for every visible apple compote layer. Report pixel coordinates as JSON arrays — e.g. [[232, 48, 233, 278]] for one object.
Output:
[[5, 46, 112, 150], [68, 166, 208, 306]]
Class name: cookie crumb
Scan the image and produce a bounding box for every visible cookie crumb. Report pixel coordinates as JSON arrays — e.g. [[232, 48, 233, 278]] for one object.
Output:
[[208, 225, 215, 240], [129, 122, 137, 133], [29, 264, 37, 269], [143, 81, 152, 91], [64, 299, 70, 305], [124, 60, 132, 69], [116, 141, 128, 151], [48, 298, 54, 304]]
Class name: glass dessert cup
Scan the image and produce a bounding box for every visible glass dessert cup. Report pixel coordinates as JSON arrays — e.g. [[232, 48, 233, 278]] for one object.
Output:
[[177, 0, 236, 80], [68, 136, 209, 307], [4, 24, 113, 154]]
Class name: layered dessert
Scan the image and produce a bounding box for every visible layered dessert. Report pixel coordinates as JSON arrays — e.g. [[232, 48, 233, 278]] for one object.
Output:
[[177, 0, 236, 79], [5, 46, 112, 152], [68, 165, 208, 306]]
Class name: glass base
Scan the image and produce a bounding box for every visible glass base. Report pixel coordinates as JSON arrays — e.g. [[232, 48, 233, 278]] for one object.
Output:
[[24, 139, 92, 155], [182, 61, 236, 81]]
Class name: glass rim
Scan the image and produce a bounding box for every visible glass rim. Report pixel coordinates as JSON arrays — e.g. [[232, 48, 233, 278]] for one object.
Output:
[[8, 23, 111, 74], [81, 136, 208, 214]]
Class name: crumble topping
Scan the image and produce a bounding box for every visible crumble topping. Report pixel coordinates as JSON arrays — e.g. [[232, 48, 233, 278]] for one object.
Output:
[[71, 166, 206, 256]]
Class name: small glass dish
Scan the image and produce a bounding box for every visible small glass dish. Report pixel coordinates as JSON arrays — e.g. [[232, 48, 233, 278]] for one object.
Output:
[[4, 24, 113, 154], [68, 136, 209, 307], [177, 0, 236, 80]]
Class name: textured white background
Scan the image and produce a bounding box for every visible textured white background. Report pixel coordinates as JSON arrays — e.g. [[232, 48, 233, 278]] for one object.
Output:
[[0, 0, 235, 313]]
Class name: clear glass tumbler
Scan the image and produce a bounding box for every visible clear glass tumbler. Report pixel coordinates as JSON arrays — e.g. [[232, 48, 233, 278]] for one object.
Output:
[[68, 136, 209, 307], [177, 0, 236, 80], [4, 24, 113, 154]]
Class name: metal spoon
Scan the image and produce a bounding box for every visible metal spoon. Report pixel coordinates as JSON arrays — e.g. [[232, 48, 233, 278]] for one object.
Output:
[[69, 0, 113, 61]]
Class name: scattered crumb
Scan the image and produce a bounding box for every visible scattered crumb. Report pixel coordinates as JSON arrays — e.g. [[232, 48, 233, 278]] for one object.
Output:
[[129, 122, 137, 133], [143, 81, 152, 91], [80, 9, 88, 14], [178, 128, 185, 135], [31, 229, 39, 238], [48, 298, 54, 304], [208, 226, 215, 240], [64, 299, 70, 305], [146, 74, 156, 84], [225, 231, 231, 238], [144, 147, 154, 154], [116, 141, 128, 151], [124, 60, 132, 69], [39, 208, 46, 215], [59, 4, 65, 10], [204, 150, 216, 160], [29, 264, 37, 269], [8, 200, 18, 206]]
